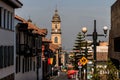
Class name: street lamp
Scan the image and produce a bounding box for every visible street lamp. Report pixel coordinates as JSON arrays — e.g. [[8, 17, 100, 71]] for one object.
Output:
[[103, 26, 108, 37], [82, 20, 108, 74], [81, 27, 88, 80], [82, 27, 87, 35]]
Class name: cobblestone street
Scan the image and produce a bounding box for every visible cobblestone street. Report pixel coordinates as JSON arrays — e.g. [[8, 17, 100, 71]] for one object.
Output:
[[51, 72, 69, 80], [51, 71, 78, 80]]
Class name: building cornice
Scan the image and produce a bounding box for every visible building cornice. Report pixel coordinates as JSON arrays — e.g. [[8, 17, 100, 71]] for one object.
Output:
[[3, 0, 23, 8]]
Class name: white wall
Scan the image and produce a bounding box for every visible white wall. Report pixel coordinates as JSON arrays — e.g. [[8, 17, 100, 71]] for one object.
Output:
[[0, 29, 14, 45], [0, 66, 14, 79], [0, 1, 15, 79]]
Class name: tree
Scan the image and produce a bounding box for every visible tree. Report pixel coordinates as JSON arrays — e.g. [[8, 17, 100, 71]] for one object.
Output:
[[72, 32, 85, 69], [91, 59, 119, 80], [105, 59, 119, 80]]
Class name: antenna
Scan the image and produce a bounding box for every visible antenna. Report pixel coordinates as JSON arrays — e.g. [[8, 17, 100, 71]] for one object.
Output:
[[56, 4, 57, 10]]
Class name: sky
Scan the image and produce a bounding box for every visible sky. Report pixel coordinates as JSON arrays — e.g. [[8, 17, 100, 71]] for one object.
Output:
[[15, 0, 116, 50]]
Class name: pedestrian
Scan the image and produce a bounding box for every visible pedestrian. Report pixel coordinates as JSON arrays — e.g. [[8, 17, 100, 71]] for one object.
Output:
[[58, 70, 60, 76]]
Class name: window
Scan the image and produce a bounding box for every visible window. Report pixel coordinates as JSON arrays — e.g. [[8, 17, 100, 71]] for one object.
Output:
[[38, 56, 41, 68], [16, 56, 18, 73], [25, 58, 27, 72], [7, 11, 9, 29], [28, 58, 29, 72], [22, 58, 24, 73], [114, 37, 120, 52], [10, 13, 13, 30], [11, 46, 14, 65], [4, 46, 7, 67], [0, 7, 2, 27], [26, 58, 29, 72], [54, 37, 58, 43], [18, 56, 21, 72], [8, 46, 10, 66], [4, 9, 6, 29], [55, 24, 57, 29], [33, 61, 35, 71], [0, 46, 3, 68], [0, 46, 14, 69], [0, 8, 13, 30], [30, 58, 32, 70]]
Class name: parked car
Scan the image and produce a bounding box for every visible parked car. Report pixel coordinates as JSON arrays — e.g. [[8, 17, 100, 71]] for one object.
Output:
[[67, 70, 78, 79]]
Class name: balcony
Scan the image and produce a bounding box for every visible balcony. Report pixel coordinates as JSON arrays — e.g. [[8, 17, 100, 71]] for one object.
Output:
[[19, 44, 32, 56], [18, 44, 42, 57], [19, 44, 27, 55]]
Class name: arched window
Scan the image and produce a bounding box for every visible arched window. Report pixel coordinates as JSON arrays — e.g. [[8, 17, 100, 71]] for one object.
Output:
[[55, 24, 57, 29], [54, 37, 58, 43]]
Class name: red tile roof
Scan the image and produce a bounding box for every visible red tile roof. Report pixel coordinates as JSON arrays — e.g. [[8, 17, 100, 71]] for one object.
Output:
[[15, 15, 26, 22], [15, 15, 47, 36], [49, 43, 59, 52], [42, 37, 52, 43]]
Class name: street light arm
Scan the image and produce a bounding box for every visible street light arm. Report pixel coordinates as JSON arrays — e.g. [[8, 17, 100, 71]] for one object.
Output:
[[86, 34, 106, 37], [98, 34, 107, 38]]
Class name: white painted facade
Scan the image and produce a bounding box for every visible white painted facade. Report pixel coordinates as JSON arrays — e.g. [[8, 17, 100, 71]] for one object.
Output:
[[0, 0, 22, 80], [97, 46, 108, 53]]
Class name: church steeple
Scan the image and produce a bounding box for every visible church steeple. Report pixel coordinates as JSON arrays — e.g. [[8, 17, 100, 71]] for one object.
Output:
[[52, 9, 61, 22], [51, 9, 62, 47]]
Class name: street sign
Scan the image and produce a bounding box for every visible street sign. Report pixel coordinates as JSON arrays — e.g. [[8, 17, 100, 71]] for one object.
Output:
[[78, 62, 82, 66], [80, 57, 88, 66]]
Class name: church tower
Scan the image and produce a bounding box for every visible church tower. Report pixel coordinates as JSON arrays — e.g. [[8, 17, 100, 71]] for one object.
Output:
[[51, 9, 62, 47]]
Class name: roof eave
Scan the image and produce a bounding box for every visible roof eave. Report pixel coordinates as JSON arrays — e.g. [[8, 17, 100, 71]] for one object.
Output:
[[3, 0, 23, 8]]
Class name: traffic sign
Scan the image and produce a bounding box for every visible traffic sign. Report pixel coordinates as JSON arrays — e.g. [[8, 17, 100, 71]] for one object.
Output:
[[78, 62, 82, 66], [80, 57, 88, 66]]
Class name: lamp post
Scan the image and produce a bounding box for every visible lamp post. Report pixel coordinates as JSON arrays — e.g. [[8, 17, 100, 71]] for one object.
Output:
[[82, 20, 108, 75], [82, 27, 88, 80]]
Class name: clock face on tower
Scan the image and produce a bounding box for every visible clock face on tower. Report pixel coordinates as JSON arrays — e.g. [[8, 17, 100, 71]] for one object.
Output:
[[55, 29, 58, 32]]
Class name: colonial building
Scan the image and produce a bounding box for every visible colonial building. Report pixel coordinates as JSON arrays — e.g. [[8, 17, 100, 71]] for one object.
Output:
[[0, 0, 22, 80], [15, 15, 59, 80], [51, 9, 62, 67], [15, 15, 46, 80], [109, 0, 120, 78]]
